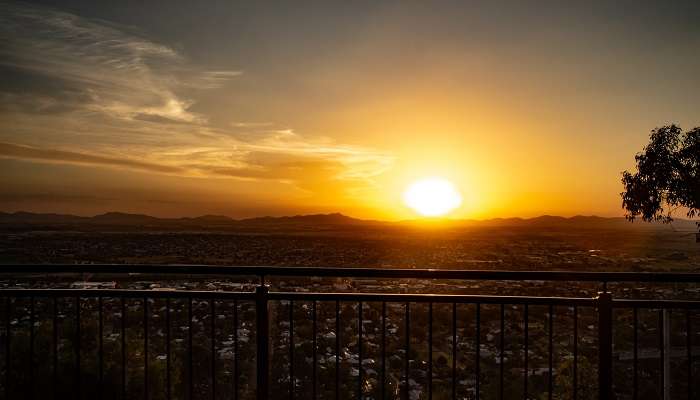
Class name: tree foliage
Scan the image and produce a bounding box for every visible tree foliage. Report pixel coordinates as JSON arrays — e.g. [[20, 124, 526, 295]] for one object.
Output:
[[621, 124, 700, 231]]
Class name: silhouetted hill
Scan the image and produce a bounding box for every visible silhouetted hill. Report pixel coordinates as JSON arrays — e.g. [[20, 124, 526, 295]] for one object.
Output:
[[187, 215, 234, 223], [240, 213, 368, 226], [456, 215, 696, 230], [92, 212, 162, 225], [480, 215, 624, 228], [0, 211, 696, 232], [0, 211, 375, 231], [0, 211, 89, 225]]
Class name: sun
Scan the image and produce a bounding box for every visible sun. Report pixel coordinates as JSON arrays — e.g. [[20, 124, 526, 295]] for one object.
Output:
[[403, 177, 462, 217]]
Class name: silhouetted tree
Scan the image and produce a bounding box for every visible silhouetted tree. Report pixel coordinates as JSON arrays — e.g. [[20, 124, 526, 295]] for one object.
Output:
[[621, 124, 699, 234]]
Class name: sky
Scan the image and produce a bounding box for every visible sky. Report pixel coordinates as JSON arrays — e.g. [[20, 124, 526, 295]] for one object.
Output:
[[1, 0, 699, 220]]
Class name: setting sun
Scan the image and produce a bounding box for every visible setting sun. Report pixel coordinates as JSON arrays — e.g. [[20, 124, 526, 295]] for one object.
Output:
[[403, 178, 462, 217]]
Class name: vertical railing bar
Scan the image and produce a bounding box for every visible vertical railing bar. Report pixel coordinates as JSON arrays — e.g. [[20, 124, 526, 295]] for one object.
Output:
[[53, 297, 58, 399], [234, 299, 239, 400], [313, 300, 317, 400], [5, 297, 10, 399], [573, 306, 578, 400], [166, 298, 171, 400], [500, 304, 504, 400], [452, 302, 456, 400], [335, 300, 340, 400], [664, 308, 671, 400], [687, 309, 692, 400], [475, 303, 480, 400], [144, 297, 148, 400], [633, 307, 638, 400], [597, 291, 613, 400], [188, 296, 193, 400], [29, 296, 35, 400], [659, 309, 664, 399], [98, 296, 103, 400], [255, 285, 270, 400], [548, 304, 553, 400], [523, 304, 528, 400], [121, 297, 126, 400], [428, 302, 433, 400], [358, 301, 362, 400], [211, 299, 216, 400], [404, 302, 410, 400], [289, 300, 294, 400], [76, 296, 81, 400], [381, 301, 386, 400], [29, 297, 36, 398]]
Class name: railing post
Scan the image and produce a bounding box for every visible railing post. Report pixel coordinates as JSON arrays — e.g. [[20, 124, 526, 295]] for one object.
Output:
[[662, 309, 670, 400], [597, 290, 613, 400], [256, 284, 270, 400]]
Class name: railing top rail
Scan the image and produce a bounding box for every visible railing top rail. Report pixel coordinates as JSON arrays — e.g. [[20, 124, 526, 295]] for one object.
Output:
[[8, 287, 700, 308], [1, 264, 700, 282], [0, 287, 597, 306], [0, 288, 256, 299], [268, 291, 597, 305]]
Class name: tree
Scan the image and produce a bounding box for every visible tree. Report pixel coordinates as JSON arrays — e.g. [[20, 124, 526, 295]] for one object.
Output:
[[621, 124, 699, 233]]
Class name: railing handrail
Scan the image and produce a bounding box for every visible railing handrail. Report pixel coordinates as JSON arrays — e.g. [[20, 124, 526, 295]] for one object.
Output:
[[0, 288, 256, 299], [3, 287, 700, 309], [2, 263, 700, 282], [0, 287, 597, 305]]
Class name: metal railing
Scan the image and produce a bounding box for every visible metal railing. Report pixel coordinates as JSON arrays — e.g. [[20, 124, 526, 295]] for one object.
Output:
[[0, 265, 699, 400]]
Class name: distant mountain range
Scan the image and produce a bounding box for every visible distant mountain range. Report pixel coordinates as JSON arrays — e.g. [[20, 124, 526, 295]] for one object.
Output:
[[0, 211, 697, 232], [0, 211, 381, 231]]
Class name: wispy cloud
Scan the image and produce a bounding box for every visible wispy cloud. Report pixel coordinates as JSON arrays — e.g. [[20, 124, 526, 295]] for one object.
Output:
[[0, 142, 186, 174], [231, 122, 275, 128], [0, 1, 237, 123], [0, 2, 393, 200]]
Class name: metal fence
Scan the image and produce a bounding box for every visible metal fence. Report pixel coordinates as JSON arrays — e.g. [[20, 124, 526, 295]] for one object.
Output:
[[0, 265, 699, 400]]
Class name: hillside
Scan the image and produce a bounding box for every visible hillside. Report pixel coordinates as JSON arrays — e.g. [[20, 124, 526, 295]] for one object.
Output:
[[0, 210, 697, 233]]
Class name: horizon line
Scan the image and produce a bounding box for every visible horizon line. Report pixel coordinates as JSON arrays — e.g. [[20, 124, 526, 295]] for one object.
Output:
[[0, 209, 666, 223]]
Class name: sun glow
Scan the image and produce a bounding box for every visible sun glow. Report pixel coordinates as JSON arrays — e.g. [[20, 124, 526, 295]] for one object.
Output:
[[403, 177, 462, 217]]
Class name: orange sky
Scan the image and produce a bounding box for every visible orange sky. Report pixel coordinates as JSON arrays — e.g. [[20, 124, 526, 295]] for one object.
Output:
[[1, 1, 699, 220]]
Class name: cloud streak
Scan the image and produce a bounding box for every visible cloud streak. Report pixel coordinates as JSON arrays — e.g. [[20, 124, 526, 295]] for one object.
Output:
[[0, 140, 392, 204], [0, 142, 186, 174], [0, 1, 238, 123]]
